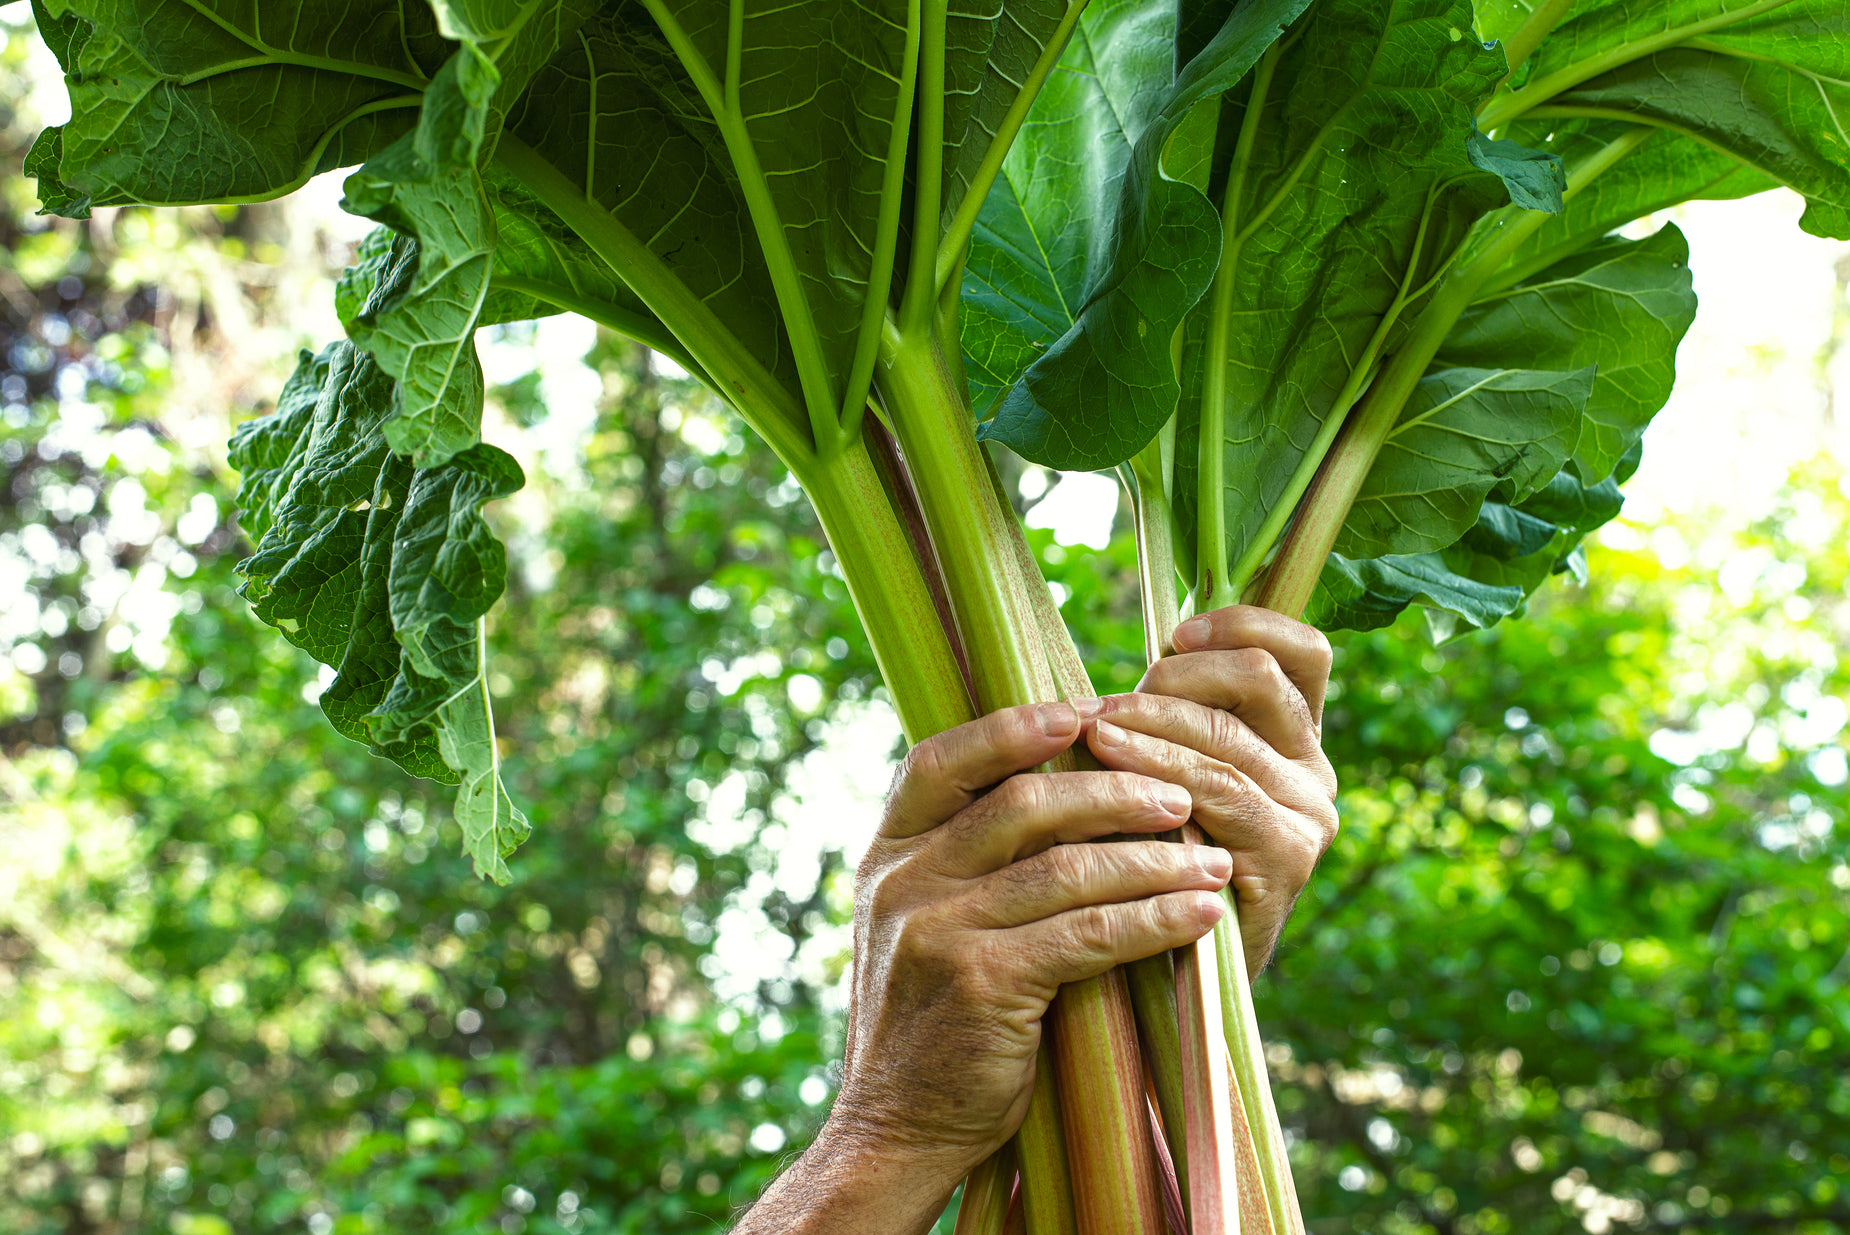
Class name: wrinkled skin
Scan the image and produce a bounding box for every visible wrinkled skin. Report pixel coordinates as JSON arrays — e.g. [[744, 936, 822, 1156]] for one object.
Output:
[[736, 607, 1338, 1234]]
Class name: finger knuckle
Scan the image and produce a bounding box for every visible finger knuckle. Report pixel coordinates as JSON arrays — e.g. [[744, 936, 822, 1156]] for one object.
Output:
[[1070, 906, 1120, 958], [994, 772, 1046, 819], [895, 736, 944, 796], [1242, 646, 1289, 693], [1154, 893, 1199, 937], [863, 864, 911, 925], [1305, 626, 1334, 671], [1137, 658, 1180, 696], [1205, 762, 1253, 813]]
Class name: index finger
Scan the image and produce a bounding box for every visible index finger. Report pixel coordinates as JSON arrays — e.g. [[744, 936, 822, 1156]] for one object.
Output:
[[880, 702, 1088, 840], [1167, 604, 1333, 724]]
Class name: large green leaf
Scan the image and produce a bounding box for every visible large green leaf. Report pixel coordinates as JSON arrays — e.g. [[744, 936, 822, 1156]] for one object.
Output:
[[25, 0, 445, 215], [229, 343, 529, 883], [1337, 364, 1592, 558], [1175, 0, 1508, 575], [1441, 224, 1697, 481], [958, 0, 1185, 422], [426, 0, 605, 159], [1493, 121, 1775, 281], [637, 0, 917, 416], [968, 0, 1314, 466], [325, 6, 604, 466], [1308, 550, 1527, 635], [939, 0, 1073, 245]]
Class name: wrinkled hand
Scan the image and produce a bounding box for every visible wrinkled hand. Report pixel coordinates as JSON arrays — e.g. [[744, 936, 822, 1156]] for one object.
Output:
[[1086, 605, 1339, 974], [831, 701, 1231, 1205]]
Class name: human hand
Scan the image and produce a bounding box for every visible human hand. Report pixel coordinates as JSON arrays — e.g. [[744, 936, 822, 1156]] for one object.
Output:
[[1082, 604, 1339, 975], [829, 703, 1234, 1218]]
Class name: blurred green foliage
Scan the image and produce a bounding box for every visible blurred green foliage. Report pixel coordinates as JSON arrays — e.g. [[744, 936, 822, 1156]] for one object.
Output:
[[1, 13, 1847, 1235]]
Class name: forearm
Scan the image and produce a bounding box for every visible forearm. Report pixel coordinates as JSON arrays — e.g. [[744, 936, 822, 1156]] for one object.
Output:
[[733, 1119, 957, 1235]]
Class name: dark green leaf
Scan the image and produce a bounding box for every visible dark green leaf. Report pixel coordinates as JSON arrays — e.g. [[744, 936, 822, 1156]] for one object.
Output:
[[970, 0, 1313, 467], [1307, 551, 1527, 634], [939, 0, 1074, 246], [1494, 121, 1775, 283], [1317, 440, 1640, 636], [229, 342, 528, 883], [339, 148, 496, 467], [959, 0, 1184, 423], [502, 8, 803, 417], [1176, 0, 1507, 574], [1530, 1, 1850, 238]]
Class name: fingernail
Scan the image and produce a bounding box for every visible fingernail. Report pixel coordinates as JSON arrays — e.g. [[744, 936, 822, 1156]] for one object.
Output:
[[1200, 849, 1232, 883], [1173, 616, 1211, 650], [1071, 696, 1103, 718], [1195, 891, 1226, 926], [1037, 702, 1077, 736], [1155, 782, 1191, 817], [1094, 718, 1127, 747]]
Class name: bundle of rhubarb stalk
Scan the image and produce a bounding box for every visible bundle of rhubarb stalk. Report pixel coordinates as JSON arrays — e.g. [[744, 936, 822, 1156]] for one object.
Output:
[[27, 0, 1849, 1226]]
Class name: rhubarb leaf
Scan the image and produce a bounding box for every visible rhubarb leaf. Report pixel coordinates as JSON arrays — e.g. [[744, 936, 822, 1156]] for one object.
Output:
[[1494, 122, 1775, 281], [1466, 130, 1565, 213], [1308, 551, 1526, 635], [501, 7, 803, 417], [338, 151, 496, 467], [939, 0, 1073, 244], [26, 0, 444, 215], [960, 0, 1187, 425], [229, 342, 528, 883], [969, 0, 1314, 466], [1312, 443, 1640, 636]]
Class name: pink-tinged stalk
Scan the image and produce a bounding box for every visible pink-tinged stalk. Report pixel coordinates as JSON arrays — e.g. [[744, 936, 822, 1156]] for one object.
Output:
[[1220, 1042, 1276, 1232], [955, 1143, 1018, 1235], [1176, 824, 1242, 1234], [1055, 967, 1167, 1234], [1004, 1177, 1028, 1235], [1146, 1094, 1189, 1235]]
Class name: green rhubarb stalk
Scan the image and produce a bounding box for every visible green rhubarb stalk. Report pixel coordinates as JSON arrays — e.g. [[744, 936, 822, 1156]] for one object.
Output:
[[1053, 967, 1167, 1234], [877, 330, 1162, 1234], [806, 437, 978, 741], [1018, 1026, 1079, 1235]]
